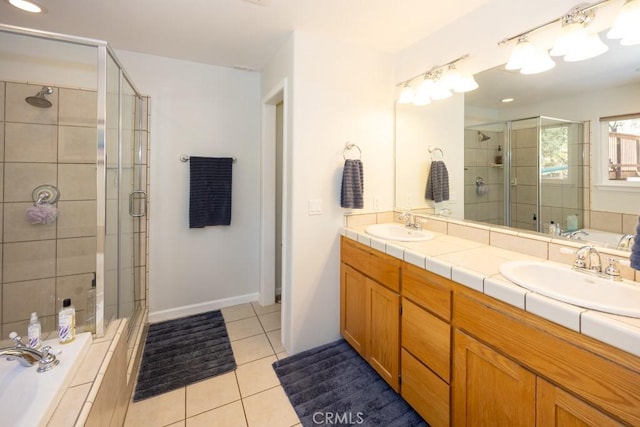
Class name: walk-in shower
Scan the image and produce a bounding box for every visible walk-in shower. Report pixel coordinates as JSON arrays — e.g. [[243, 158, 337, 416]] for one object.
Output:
[[0, 24, 148, 342], [465, 116, 584, 233]]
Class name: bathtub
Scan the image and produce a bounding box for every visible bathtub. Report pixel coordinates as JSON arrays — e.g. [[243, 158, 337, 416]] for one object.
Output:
[[568, 228, 631, 249], [0, 332, 92, 427]]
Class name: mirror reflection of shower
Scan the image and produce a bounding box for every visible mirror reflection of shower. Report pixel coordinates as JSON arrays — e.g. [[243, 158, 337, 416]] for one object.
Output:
[[25, 85, 53, 108], [478, 131, 491, 142]]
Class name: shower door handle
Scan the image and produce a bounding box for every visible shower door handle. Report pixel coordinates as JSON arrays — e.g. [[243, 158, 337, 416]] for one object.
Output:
[[129, 190, 147, 217]]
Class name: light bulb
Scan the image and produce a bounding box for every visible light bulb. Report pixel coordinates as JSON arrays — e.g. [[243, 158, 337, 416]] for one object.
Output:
[[520, 48, 556, 75], [413, 78, 434, 106], [564, 32, 608, 62], [453, 74, 479, 93], [550, 22, 589, 57], [397, 85, 415, 104], [506, 38, 537, 71], [439, 66, 462, 90], [608, 0, 640, 42]]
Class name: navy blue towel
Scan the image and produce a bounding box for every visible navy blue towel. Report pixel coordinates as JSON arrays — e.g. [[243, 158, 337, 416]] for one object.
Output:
[[631, 218, 640, 270], [341, 159, 364, 209], [189, 157, 233, 228]]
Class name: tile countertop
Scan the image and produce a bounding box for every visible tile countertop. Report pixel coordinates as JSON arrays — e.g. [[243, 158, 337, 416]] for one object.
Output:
[[341, 225, 640, 358]]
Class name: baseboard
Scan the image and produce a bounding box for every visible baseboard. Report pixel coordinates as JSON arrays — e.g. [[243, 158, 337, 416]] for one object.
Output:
[[148, 292, 259, 323]]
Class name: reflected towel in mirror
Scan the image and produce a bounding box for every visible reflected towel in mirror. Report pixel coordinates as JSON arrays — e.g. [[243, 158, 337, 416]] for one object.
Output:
[[426, 160, 449, 203]]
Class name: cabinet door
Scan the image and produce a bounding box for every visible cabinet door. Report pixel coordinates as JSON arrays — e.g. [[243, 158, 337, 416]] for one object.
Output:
[[340, 263, 367, 356], [453, 329, 535, 427], [402, 349, 450, 427], [367, 278, 400, 391], [537, 377, 624, 427]]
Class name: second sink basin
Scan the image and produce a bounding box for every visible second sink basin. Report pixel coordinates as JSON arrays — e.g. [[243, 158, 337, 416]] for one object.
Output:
[[364, 223, 434, 242], [500, 260, 640, 317]]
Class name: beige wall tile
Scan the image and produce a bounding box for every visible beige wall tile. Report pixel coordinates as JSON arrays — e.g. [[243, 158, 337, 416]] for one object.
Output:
[[57, 200, 97, 238], [448, 223, 490, 244], [59, 88, 97, 127], [0, 122, 5, 165], [58, 126, 97, 163], [72, 340, 110, 386], [345, 213, 377, 227], [424, 217, 448, 234], [5, 123, 57, 162], [4, 202, 56, 242], [491, 232, 548, 259], [2, 278, 55, 322], [4, 163, 57, 202], [58, 164, 97, 201], [5, 83, 58, 125], [186, 371, 240, 417], [57, 237, 97, 276], [0, 82, 5, 121], [590, 211, 622, 233], [3, 240, 56, 282], [57, 273, 93, 317], [623, 214, 638, 235]]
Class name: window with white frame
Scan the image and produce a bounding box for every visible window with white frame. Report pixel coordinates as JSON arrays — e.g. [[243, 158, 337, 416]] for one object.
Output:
[[601, 114, 640, 183]]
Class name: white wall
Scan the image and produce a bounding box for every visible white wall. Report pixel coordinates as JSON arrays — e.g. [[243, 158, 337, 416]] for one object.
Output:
[[116, 50, 262, 321], [286, 31, 395, 353]]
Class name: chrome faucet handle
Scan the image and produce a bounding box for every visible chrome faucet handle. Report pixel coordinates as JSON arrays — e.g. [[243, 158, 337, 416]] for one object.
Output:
[[604, 258, 622, 281], [588, 246, 602, 272], [8, 332, 25, 347], [37, 345, 59, 373], [574, 246, 590, 269]]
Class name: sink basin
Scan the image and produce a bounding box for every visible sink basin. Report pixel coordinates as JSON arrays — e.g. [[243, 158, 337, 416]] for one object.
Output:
[[500, 260, 640, 317], [364, 224, 434, 242]]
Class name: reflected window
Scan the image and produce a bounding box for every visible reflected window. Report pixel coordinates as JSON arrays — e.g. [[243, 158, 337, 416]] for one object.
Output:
[[604, 115, 640, 181], [541, 125, 569, 180]]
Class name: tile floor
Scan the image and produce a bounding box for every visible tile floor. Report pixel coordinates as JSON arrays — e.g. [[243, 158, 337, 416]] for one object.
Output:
[[124, 302, 301, 427]]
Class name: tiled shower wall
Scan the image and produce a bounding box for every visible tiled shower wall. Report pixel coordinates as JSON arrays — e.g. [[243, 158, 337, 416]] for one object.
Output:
[[0, 81, 148, 339]]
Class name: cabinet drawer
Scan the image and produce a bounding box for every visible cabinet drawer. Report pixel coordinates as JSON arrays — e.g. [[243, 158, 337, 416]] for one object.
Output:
[[402, 298, 451, 382], [341, 237, 369, 273], [403, 263, 452, 321], [368, 249, 400, 293], [401, 349, 450, 427]]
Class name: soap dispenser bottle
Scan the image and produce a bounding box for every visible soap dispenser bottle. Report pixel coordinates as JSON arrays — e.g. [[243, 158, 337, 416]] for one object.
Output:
[[495, 145, 503, 164], [58, 298, 76, 344], [27, 312, 42, 349]]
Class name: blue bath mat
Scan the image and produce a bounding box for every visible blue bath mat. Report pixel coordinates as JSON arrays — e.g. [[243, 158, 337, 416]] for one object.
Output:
[[273, 339, 427, 426], [133, 310, 236, 401]]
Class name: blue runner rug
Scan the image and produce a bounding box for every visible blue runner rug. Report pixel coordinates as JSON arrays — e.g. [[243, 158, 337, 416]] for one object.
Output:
[[133, 310, 236, 401], [273, 339, 428, 426]]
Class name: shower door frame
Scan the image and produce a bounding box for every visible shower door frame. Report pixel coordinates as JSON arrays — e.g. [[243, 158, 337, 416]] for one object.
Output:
[[0, 23, 145, 337]]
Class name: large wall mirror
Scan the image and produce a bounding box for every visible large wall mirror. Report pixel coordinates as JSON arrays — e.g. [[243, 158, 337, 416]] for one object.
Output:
[[395, 31, 640, 250]]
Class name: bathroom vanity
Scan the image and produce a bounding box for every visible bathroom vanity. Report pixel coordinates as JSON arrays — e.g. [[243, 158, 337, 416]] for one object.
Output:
[[340, 232, 640, 426]]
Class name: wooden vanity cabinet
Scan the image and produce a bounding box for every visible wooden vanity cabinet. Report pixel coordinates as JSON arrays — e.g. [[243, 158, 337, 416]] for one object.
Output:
[[400, 263, 453, 427], [340, 237, 401, 391], [453, 287, 640, 426]]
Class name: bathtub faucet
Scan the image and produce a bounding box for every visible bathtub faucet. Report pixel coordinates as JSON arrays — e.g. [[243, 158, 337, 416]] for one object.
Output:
[[0, 332, 59, 372]]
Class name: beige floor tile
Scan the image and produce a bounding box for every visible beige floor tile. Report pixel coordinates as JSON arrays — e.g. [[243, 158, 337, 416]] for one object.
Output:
[[258, 311, 281, 332], [243, 386, 300, 427], [251, 301, 281, 316], [231, 334, 275, 365], [226, 317, 264, 341], [235, 355, 280, 397], [222, 303, 257, 322], [186, 371, 241, 417], [276, 351, 291, 360], [186, 401, 247, 427], [266, 329, 285, 354], [167, 422, 186, 427], [124, 388, 185, 427]]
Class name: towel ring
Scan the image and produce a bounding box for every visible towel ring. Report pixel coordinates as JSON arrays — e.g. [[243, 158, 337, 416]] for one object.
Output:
[[428, 146, 444, 160], [343, 143, 362, 160]]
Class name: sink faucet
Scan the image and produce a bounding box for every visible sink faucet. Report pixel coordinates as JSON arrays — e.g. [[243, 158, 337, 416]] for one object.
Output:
[[564, 230, 589, 239], [574, 245, 602, 273], [399, 212, 422, 230], [0, 332, 59, 372], [617, 234, 634, 250]]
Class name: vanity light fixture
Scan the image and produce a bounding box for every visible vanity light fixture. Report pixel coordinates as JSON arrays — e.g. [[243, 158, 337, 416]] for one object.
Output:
[[6, 0, 46, 13], [607, 0, 640, 46], [395, 54, 478, 106], [500, 0, 614, 74]]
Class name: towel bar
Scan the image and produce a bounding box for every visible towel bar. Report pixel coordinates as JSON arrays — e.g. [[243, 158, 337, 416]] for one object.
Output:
[[343, 142, 362, 160], [180, 154, 236, 162], [428, 146, 444, 160]]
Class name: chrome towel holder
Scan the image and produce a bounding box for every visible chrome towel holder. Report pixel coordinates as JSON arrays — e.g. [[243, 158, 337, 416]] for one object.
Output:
[[428, 146, 444, 160], [180, 154, 237, 162], [343, 142, 362, 160]]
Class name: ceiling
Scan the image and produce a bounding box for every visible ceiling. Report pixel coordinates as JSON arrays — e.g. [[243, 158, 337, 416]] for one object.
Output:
[[0, 0, 490, 70]]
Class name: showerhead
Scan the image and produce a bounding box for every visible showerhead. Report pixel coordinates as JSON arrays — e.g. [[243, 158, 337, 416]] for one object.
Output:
[[25, 86, 53, 108], [478, 131, 491, 142]]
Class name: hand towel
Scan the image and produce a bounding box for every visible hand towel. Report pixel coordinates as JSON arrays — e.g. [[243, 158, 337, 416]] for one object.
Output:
[[341, 159, 364, 209], [189, 157, 233, 228], [425, 160, 450, 203], [631, 217, 640, 270]]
